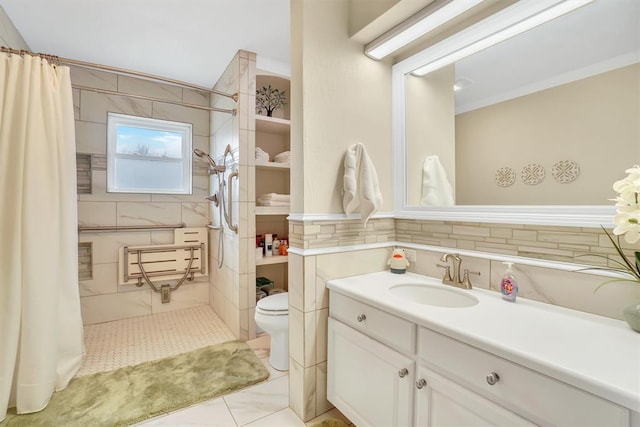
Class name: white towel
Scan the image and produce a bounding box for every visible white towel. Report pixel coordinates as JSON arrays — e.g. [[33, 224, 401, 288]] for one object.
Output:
[[342, 143, 383, 225], [273, 151, 290, 163], [421, 155, 454, 206], [256, 147, 270, 162], [258, 193, 290, 202], [256, 200, 290, 207]]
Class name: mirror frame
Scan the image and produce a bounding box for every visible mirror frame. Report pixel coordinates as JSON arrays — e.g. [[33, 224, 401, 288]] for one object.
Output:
[[392, 0, 616, 227]]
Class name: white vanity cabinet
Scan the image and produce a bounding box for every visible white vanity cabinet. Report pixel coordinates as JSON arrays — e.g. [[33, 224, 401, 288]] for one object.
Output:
[[416, 327, 629, 426], [328, 292, 417, 427], [327, 289, 632, 427], [414, 365, 535, 426]]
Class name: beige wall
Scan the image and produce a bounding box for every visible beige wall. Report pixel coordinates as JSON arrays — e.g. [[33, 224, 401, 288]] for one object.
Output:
[[0, 6, 29, 49], [291, 0, 393, 215], [348, 0, 400, 37], [456, 64, 640, 205], [289, 0, 395, 421], [406, 65, 456, 205]]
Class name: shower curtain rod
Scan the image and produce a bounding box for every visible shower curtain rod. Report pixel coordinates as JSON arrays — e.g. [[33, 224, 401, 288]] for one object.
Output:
[[72, 84, 236, 115], [0, 46, 239, 102]]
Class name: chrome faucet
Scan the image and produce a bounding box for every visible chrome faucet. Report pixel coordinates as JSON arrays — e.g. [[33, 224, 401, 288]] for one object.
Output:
[[437, 253, 478, 289]]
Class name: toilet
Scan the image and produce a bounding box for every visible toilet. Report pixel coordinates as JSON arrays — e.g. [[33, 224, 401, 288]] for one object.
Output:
[[254, 292, 289, 371]]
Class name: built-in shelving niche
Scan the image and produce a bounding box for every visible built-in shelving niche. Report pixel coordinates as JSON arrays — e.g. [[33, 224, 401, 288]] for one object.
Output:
[[78, 242, 92, 281], [76, 153, 92, 194]]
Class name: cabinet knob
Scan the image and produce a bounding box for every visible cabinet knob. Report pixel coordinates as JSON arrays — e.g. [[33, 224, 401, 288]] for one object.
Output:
[[398, 368, 408, 378], [486, 372, 500, 385], [357, 314, 366, 322], [416, 378, 427, 389]]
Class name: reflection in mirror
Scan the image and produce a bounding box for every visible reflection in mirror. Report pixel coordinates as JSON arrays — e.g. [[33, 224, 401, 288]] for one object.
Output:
[[403, 0, 639, 207]]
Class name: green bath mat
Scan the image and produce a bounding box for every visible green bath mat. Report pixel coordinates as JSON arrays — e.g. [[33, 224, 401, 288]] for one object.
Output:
[[2, 340, 269, 427]]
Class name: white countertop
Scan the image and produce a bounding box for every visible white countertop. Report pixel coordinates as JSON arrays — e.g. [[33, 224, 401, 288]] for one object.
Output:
[[326, 271, 640, 412]]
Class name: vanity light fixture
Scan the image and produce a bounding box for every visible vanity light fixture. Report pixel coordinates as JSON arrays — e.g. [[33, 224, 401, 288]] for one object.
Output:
[[412, 0, 595, 76], [364, 0, 484, 60]]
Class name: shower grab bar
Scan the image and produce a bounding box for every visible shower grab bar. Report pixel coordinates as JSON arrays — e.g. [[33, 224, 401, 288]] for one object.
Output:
[[224, 170, 239, 233], [79, 223, 186, 233]]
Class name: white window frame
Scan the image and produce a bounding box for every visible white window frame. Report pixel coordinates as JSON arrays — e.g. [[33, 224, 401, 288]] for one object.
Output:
[[107, 113, 193, 194]]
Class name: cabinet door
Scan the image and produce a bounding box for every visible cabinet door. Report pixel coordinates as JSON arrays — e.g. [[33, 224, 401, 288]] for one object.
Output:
[[328, 318, 414, 427], [415, 365, 536, 427]]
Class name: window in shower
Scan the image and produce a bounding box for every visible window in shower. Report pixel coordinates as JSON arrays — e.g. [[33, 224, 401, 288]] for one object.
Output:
[[106, 113, 192, 194]]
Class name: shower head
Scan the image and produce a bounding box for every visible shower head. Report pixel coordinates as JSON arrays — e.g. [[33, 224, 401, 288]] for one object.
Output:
[[193, 149, 216, 167], [193, 149, 226, 173]]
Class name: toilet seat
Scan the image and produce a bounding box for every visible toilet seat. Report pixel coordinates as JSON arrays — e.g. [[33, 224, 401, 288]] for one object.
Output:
[[256, 292, 288, 316]]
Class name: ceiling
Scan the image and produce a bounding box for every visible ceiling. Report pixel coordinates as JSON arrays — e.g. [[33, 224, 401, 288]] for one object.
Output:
[[0, 0, 291, 89]]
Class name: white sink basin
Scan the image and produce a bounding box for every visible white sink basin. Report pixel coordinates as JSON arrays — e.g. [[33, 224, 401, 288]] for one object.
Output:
[[389, 283, 479, 308]]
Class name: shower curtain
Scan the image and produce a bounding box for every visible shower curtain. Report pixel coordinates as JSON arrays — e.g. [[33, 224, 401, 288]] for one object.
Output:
[[0, 52, 83, 420]]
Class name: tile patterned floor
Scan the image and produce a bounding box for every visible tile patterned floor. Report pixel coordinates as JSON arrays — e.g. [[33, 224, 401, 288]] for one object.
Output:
[[77, 305, 236, 376], [78, 306, 353, 426]]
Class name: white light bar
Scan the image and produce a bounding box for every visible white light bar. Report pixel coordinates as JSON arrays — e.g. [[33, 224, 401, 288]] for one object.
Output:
[[365, 0, 484, 60], [412, 0, 594, 76]]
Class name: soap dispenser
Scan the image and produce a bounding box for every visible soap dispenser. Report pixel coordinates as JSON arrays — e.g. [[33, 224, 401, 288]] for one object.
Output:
[[500, 262, 518, 302]]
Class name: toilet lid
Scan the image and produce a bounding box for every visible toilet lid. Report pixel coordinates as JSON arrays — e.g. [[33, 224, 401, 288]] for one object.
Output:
[[256, 292, 288, 312]]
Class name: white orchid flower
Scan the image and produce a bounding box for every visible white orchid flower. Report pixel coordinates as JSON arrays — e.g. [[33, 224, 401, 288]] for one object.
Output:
[[613, 211, 640, 244]]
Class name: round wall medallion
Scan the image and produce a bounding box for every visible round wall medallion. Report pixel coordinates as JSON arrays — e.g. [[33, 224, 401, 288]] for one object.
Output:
[[495, 167, 516, 187], [521, 163, 545, 185], [552, 160, 580, 183]]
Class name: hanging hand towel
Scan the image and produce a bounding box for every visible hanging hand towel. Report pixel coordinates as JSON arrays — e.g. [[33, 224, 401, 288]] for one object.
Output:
[[421, 155, 454, 206], [342, 143, 383, 225]]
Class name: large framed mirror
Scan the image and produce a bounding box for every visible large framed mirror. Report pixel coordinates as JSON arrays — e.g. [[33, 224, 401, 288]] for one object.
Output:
[[392, 0, 639, 226]]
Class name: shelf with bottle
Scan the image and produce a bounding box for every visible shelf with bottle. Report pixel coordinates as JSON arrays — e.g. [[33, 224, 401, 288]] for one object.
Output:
[[256, 255, 288, 266]]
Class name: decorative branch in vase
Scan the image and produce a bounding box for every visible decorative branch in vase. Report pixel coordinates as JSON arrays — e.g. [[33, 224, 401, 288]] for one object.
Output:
[[581, 165, 640, 332], [256, 85, 287, 117]]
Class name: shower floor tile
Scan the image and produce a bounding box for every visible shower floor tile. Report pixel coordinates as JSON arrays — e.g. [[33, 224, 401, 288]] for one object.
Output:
[[76, 305, 236, 377]]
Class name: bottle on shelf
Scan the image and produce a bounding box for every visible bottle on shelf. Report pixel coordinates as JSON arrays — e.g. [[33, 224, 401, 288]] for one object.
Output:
[[265, 234, 273, 257]]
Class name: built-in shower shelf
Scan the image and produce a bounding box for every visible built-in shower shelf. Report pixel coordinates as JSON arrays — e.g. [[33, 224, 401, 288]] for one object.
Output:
[[256, 255, 288, 266]]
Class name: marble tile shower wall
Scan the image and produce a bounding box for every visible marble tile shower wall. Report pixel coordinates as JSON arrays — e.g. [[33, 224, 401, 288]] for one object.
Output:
[[208, 50, 257, 340], [74, 66, 212, 325]]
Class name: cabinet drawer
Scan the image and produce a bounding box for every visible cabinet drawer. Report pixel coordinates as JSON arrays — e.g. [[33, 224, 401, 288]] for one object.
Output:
[[330, 291, 416, 355], [419, 328, 629, 426]]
